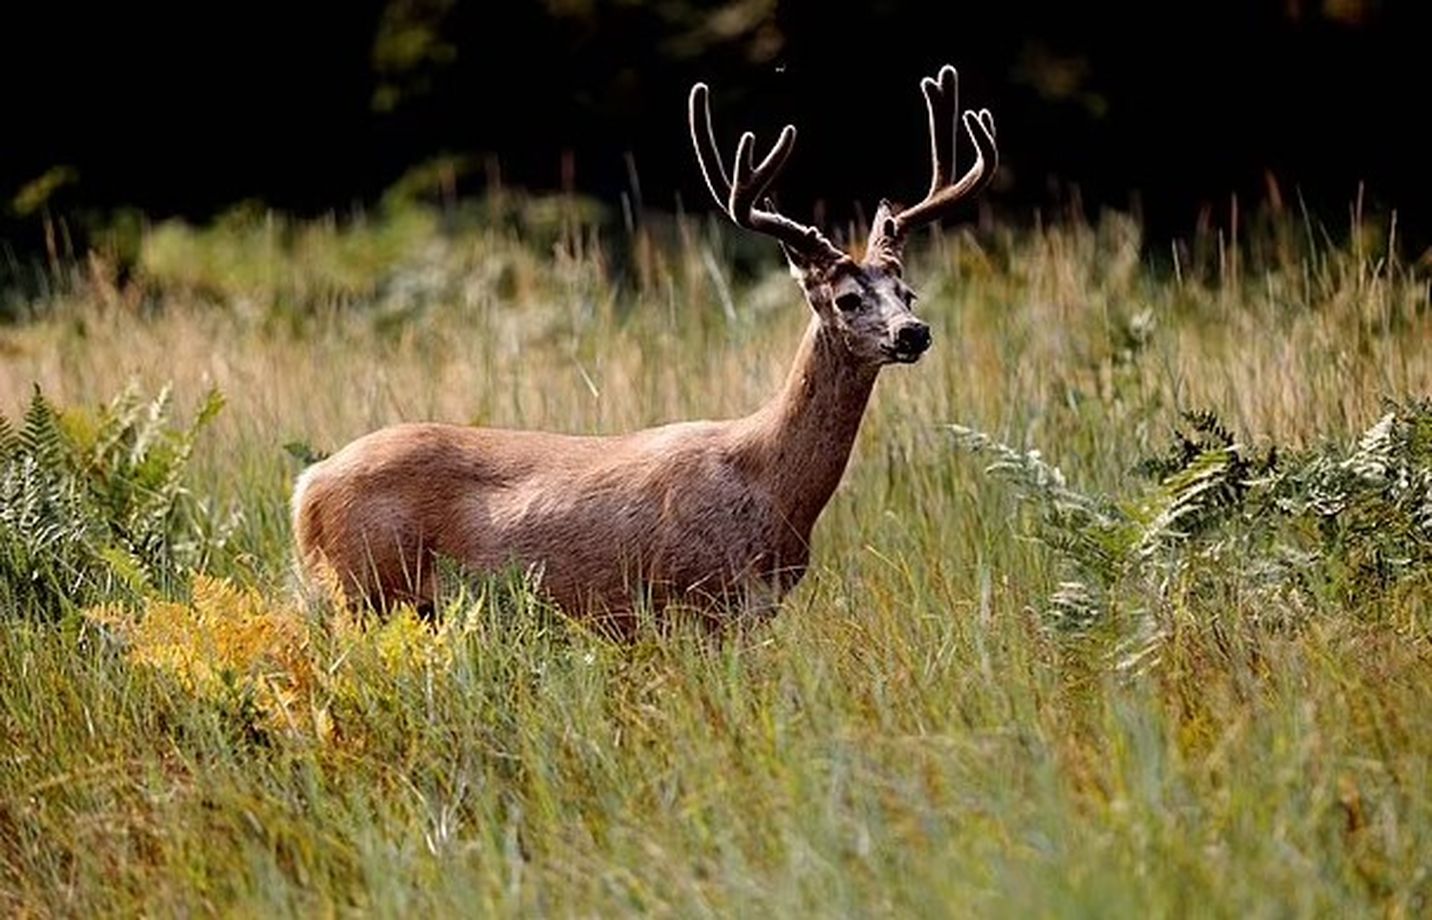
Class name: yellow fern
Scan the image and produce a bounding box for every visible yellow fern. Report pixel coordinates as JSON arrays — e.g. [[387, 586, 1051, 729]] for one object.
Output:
[[86, 575, 454, 744], [87, 576, 319, 738]]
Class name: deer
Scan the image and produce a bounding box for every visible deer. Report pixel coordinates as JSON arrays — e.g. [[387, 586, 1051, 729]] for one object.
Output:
[[291, 64, 998, 636]]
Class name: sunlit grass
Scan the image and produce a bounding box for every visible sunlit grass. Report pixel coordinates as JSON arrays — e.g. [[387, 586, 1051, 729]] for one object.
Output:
[[1, 198, 1430, 915]]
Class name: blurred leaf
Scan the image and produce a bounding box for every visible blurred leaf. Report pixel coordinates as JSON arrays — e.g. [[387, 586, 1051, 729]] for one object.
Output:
[[371, 0, 457, 112], [283, 441, 330, 467], [12, 166, 79, 217]]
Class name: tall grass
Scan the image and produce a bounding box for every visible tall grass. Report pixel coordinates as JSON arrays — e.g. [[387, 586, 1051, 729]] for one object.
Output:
[[1, 195, 1430, 915]]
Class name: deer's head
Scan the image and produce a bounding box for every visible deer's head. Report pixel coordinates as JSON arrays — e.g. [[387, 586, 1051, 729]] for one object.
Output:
[[690, 65, 998, 367]]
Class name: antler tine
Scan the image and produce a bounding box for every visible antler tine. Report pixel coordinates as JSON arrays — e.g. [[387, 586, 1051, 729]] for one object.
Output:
[[892, 66, 999, 236], [920, 64, 958, 192], [729, 126, 794, 220], [687, 82, 846, 266], [689, 83, 732, 209]]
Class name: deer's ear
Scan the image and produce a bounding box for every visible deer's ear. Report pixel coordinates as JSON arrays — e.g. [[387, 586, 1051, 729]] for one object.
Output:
[[782, 242, 847, 282], [785, 248, 852, 317], [779, 241, 809, 273]]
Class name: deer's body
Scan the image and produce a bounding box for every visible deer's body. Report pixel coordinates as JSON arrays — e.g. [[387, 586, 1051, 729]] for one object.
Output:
[[292, 65, 997, 633], [294, 320, 875, 629]]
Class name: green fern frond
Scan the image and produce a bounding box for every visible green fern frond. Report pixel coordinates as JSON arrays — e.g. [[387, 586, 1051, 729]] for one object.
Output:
[[0, 412, 15, 460], [1184, 409, 1235, 449], [947, 424, 1120, 530], [129, 382, 174, 464], [1047, 580, 1103, 630], [1344, 411, 1396, 483], [19, 385, 65, 470], [95, 379, 146, 461], [1138, 446, 1248, 555]]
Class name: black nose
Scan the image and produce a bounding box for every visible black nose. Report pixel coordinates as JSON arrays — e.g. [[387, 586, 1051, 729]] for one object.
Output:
[[895, 322, 932, 355]]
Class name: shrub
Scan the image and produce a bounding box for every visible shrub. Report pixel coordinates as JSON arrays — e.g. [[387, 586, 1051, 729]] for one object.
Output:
[[0, 383, 226, 616], [950, 400, 1432, 631]]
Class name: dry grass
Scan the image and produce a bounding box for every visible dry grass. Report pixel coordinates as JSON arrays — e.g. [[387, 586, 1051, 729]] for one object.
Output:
[[1, 199, 1430, 915]]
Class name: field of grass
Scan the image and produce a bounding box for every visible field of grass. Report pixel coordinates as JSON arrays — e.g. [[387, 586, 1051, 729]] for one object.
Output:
[[2, 194, 1431, 915]]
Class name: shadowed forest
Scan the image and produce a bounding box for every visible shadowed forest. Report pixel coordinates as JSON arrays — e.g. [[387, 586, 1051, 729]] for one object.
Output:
[[3, 0, 1429, 249]]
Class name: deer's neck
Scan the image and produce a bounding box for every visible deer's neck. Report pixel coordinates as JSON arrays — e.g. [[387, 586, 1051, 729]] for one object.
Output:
[[742, 317, 879, 537]]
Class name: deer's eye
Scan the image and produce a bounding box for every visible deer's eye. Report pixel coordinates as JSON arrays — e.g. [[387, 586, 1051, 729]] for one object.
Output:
[[835, 292, 863, 313], [901, 288, 918, 306]]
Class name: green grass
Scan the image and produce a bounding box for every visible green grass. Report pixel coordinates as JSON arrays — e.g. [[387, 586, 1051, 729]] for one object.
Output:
[[2, 197, 1431, 915]]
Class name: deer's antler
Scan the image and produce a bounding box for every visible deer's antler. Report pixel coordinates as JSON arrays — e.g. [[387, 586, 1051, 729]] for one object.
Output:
[[887, 65, 998, 240], [689, 82, 847, 267]]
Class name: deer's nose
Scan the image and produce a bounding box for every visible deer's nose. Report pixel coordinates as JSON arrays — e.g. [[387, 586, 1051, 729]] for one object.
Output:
[[894, 322, 932, 356]]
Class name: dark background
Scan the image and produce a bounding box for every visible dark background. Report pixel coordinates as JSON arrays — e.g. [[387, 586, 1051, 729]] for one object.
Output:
[[1, 0, 1426, 252]]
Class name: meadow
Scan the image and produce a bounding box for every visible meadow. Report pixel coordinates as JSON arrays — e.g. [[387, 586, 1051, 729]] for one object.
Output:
[[2, 189, 1430, 916]]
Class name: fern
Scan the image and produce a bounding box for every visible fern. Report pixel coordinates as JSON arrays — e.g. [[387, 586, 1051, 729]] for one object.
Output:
[[1136, 444, 1248, 557], [948, 423, 1132, 623], [952, 400, 1432, 633], [0, 413, 15, 460], [1343, 411, 1395, 484], [0, 382, 228, 617], [18, 386, 65, 471]]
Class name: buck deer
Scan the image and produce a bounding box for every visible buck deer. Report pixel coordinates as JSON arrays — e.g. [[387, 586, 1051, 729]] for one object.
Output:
[[292, 65, 997, 634]]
